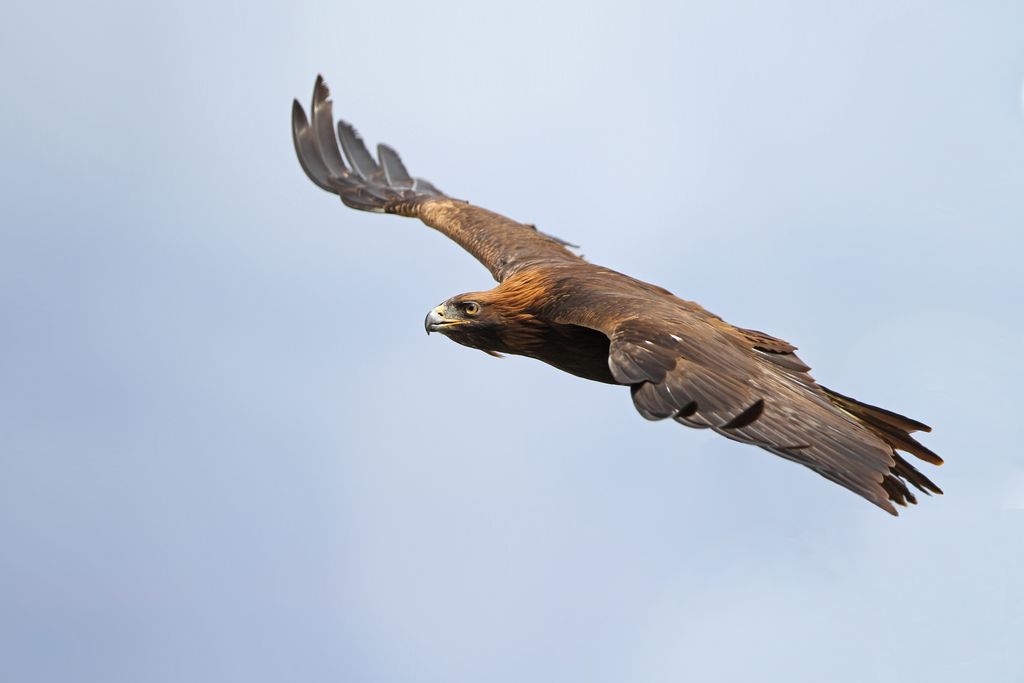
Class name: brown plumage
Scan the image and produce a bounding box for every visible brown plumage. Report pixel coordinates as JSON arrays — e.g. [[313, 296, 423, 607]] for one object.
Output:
[[291, 76, 943, 515]]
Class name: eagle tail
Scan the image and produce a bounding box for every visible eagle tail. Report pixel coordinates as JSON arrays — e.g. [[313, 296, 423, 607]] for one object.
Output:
[[291, 76, 445, 215], [821, 386, 944, 500]]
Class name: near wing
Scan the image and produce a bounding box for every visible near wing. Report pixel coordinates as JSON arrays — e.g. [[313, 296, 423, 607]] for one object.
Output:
[[291, 76, 581, 281], [551, 284, 942, 514]]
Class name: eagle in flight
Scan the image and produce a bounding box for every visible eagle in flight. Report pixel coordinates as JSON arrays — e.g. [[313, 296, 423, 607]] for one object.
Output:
[[291, 76, 942, 515]]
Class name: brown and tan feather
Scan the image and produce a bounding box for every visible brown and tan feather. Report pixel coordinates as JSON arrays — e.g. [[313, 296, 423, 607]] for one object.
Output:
[[291, 76, 943, 515]]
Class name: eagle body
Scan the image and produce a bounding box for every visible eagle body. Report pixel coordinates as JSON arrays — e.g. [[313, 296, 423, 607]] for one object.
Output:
[[292, 76, 943, 515]]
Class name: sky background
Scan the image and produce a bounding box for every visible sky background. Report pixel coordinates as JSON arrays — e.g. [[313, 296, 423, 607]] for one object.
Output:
[[2, 1, 1023, 681]]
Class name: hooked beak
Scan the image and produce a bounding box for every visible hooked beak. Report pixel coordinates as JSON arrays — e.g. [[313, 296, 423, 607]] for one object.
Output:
[[425, 305, 468, 335], [424, 306, 445, 334]]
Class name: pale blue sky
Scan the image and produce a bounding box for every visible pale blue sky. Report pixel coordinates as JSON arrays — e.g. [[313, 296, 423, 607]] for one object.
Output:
[[2, 1, 1023, 681]]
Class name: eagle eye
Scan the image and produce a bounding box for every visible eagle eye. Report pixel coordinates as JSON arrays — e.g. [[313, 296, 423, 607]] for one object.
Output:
[[463, 301, 481, 316]]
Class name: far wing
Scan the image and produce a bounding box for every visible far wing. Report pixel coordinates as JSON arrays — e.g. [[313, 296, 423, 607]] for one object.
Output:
[[548, 281, 941, 514], [291, 76, 581, 281]]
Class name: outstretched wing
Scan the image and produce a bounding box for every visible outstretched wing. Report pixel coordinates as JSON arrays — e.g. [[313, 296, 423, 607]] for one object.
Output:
[[549, 276, 942, 514], [291, 76, 581, 281]]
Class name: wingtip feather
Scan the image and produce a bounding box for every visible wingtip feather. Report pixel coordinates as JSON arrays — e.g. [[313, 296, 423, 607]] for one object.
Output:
[[291, 95, 335, 192], [378, 143, 413, 186], [291, 99, 308, 129], [312, 74, 330, 109], [337, 119, 381, 179]]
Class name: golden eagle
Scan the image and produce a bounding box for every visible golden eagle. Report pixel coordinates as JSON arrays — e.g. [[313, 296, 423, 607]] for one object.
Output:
[[291, 76, 942, 515]]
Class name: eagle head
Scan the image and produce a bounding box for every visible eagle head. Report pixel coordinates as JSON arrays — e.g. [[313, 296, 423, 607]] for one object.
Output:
[[424, 272, 555, 356], [424, 289, 547, 357], [424, 294, 503, 351]]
